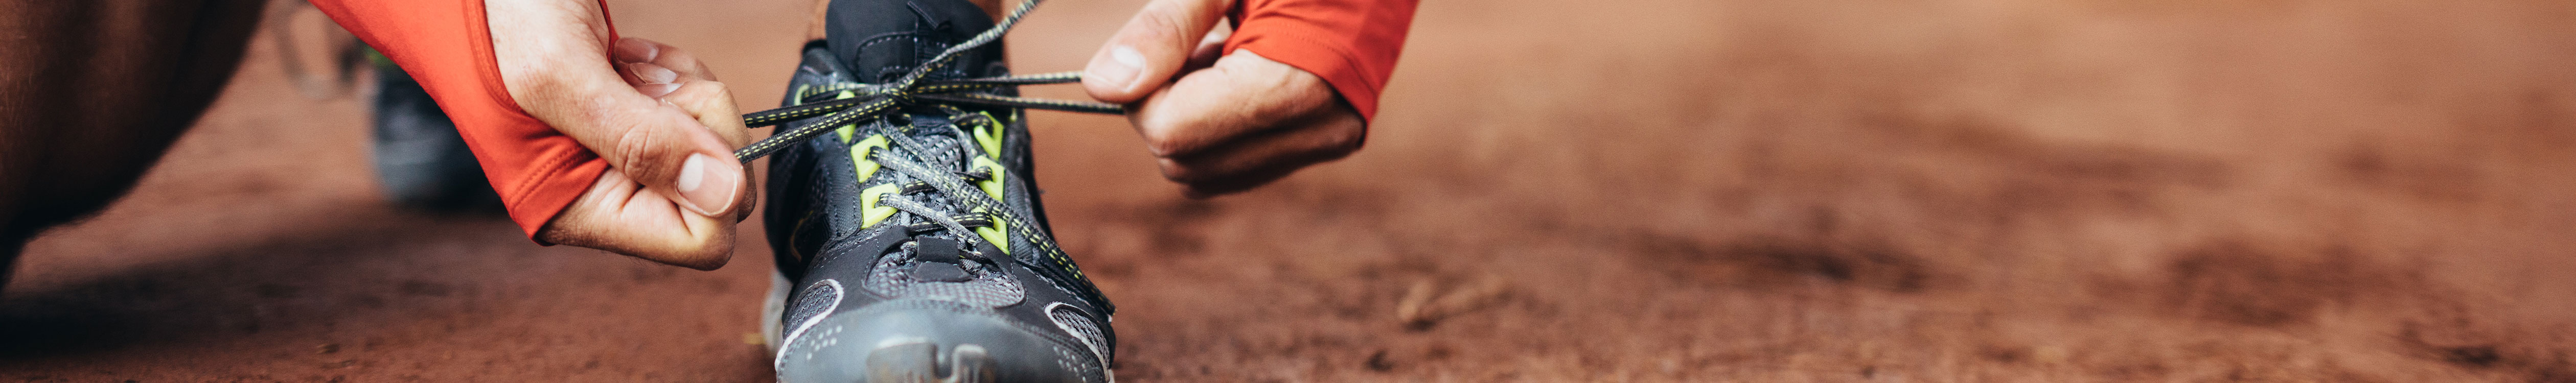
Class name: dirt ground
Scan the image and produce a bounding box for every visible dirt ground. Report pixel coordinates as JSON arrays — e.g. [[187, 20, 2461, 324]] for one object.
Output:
[[9, 0, 2576, 381]]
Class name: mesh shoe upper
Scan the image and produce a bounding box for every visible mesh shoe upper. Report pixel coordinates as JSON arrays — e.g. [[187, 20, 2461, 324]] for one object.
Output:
[[763, 0, 1114, 381]]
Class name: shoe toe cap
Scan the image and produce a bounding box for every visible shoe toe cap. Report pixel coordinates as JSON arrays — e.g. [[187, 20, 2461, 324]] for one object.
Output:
[[776, 302, 1102, 383]]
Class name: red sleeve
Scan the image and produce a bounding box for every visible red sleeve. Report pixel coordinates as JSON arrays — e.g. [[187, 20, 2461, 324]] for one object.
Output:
[[1225, 0, 1419, 121], [308, 0, 616, 243]]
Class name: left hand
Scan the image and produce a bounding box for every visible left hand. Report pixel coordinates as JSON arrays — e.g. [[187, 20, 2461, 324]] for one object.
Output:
[[487, 0, 753, 270], [1080, 0, 1367, 196]]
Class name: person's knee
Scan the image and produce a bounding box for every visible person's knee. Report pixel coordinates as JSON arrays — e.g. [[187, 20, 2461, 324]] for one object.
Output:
[[0, 0, 264, 242], [0, 169, 149, 244]]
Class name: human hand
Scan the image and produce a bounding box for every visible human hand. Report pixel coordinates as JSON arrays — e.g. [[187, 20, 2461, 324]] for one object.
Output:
[[1083, 0, 1367, 196], [486, 0, 754, 269]]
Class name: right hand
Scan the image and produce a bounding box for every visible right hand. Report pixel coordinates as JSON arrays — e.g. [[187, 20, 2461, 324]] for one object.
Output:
[[1080, 0, 1369, 197], [486, 0, 754, 270]]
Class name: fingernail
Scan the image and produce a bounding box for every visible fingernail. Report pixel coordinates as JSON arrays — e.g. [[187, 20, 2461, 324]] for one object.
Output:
[[614, 38, 659, 62], [677, 153, 741, 217], [1088, 45, 1144, 91], [637, 83, 680, 98], [629, 63, 678, 84]]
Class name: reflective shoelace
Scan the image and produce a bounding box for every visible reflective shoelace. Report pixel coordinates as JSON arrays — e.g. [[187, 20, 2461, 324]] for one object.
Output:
[[870, 118, 1001, 248], [731, 0, 1117, 162], [734, 0, 1117, 313]]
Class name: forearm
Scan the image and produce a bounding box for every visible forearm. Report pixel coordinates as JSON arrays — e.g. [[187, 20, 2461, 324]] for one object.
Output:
[[1225, 0, 1419, 120], [307, 0, 611, 241]]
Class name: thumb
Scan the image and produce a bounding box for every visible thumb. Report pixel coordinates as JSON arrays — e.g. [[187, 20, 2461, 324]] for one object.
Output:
[[1083, 0, 1231, 103], [488, 3, 747, 219], [541, 167, 738, 270], [546, 77, 747, 219]]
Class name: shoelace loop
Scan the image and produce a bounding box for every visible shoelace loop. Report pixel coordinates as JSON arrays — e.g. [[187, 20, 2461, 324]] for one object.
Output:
[[731, 0, 1120, 163]]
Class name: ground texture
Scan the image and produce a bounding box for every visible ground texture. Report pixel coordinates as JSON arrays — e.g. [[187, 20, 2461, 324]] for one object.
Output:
[[9, 0, 2576, 381]]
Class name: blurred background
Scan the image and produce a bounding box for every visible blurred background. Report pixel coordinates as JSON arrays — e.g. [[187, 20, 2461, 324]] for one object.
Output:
[[8, 0, 2576, 381]]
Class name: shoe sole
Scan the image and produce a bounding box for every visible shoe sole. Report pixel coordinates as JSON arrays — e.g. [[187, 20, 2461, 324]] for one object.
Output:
[[776, 298, 1100, 383], [866, 340, 998, 383], [764, 271, 792, 354]]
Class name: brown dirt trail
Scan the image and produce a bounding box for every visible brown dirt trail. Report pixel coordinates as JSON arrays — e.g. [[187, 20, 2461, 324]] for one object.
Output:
[[10, 0, 2576, 381]]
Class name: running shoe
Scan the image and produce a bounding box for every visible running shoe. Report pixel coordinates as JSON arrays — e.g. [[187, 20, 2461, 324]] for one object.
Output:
[[758, 0, 1116, 381], [370, 60, 501, 212]]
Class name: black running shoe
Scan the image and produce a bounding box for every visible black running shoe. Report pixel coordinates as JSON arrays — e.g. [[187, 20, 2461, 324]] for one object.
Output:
[[371, 61, 501, 212], [760, 0, 1114, 381]]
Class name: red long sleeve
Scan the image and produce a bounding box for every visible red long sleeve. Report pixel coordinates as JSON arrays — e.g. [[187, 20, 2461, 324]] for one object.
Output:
[[307, 0, 608, 241], [1225, 0, 1419, 121], [304, 0, 1416, 242]]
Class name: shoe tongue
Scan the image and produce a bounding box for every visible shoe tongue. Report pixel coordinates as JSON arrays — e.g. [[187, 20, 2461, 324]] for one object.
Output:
[[906, 115, 967, 164], [823, 0, 1001, 83], [907, 236, 973, 282], [915, 236, 962, 264]]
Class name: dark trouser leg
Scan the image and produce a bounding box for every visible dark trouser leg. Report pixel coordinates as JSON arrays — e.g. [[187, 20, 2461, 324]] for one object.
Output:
[[0, 0, 268, 285]]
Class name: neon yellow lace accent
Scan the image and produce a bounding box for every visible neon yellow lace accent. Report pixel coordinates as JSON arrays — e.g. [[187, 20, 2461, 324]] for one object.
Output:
[[970, 111, 1005, 157], [832, 90, 860, 143], [972, 206, 1009, 253], [858, 184, 900, 227], [849, 134, 888, 182], [970, 156, 1007, 201]]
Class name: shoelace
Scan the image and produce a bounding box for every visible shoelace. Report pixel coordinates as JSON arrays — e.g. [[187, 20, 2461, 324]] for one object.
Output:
[[731, 0, 1118, 162], [734, 0, 1117, 313], [863, 117, 1012, 253]]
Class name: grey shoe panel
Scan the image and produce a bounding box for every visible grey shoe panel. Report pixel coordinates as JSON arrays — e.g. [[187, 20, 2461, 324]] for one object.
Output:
[[767, 0, 1115, 381], [776, 299, 1100, 383]]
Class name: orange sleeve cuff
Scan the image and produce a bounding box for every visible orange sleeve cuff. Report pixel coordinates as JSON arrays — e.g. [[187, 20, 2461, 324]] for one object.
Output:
[[1225, 0, 1420, 121], [308, 0, 609, 242]]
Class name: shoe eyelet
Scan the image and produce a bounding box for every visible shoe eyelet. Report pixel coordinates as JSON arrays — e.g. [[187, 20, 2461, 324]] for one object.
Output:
[[858, 183, 901, 227], [849, 135, 889, 181], [969, 156, 1007, 201]]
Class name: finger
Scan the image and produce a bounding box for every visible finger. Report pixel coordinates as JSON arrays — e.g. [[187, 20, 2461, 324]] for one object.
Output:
[[969, 0, 1009, 22], [806, 0, 831, 41], [652, 80, 758, 222], [618, 62, 681, 97], [497, 32, 746, 218], [658, 80, 754, 149], [489, 0, 745, 265], [611, 35, 659, 64], [1180, 19, 1230, 73], [1128, 50, 1344, 158], [1083, 0, 1230, 103], [1157, 104, 1365, 195], [539, 169, 735, 270], [550, 77, 744, 219], [613, 37, 716, 81]]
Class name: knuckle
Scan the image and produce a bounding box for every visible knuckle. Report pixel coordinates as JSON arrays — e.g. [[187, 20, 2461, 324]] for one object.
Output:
[[694, 81, 735, 102], [609, 121, 663, 172], [1141, 133, 1189, 157], [673, 249, 730, 270], [1133, 117, 1189, 156], [669, 81, 717, 101], [1133, 2, 1195, 41], [1155, 159, 1206, 182], [1327, 123, 1367, 152], [535, 224, 592, 249], [1135, 108, 1228, 157], [666, 81, 730, 103], [1320, 135, 1362, 156]]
